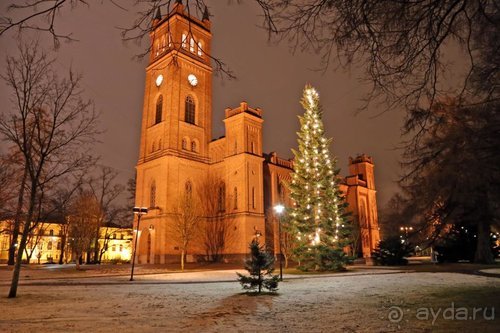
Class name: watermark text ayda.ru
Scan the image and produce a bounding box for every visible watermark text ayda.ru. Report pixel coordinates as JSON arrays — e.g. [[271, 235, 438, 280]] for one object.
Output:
[[388, 303, 495, 325]]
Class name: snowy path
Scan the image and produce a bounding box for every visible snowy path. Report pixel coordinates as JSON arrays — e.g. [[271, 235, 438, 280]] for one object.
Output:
[[1, 271, 498, 332]]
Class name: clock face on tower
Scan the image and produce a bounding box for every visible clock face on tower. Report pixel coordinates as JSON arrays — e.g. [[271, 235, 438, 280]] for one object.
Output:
[[188, 74, 198, 87], [155, 74, 163, 87]]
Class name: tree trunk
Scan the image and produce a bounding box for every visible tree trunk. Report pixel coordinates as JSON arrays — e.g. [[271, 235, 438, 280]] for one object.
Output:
[[181, 250, 185, 271], [58, 233, 66, 264], [8, 166, 28, 266], [474, 217, 494, 264], [8, 182, 36, 298]]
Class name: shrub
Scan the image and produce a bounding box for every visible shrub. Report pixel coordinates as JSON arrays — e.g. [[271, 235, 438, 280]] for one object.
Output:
[[372, 237, 413, 265]]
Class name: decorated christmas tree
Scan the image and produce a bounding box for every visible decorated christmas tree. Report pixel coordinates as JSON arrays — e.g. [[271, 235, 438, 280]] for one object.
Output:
[[288, 85, 352, 271]]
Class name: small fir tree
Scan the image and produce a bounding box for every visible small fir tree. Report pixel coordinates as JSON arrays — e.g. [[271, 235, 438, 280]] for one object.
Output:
[[288, 85, 352, 271], [237, 239, 279, 293]]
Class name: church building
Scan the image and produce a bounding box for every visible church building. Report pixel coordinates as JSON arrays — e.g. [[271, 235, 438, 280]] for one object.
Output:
[[134, 2, 380, 264]]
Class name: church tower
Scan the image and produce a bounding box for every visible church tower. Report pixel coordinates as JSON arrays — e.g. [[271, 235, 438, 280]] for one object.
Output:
[[135, 2, 213, 264]]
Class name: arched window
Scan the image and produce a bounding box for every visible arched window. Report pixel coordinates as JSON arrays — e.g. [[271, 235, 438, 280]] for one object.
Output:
[[161, 36, 166, 52], [190, 37, 195, 53], [155, 95, 163, 124], [278, 181, 285, 201], [151, 141, 155, 152], [233, 187, 238, 210], [185, 96, 195, 124], [197, 41, 203, 57], [150, 181, 156, 207], [181, 33, 187, 48], [218, 182, 225, 212], [191, 140, 197, 152], [185, 181, 192, 196], [182, 138, 188, 150]]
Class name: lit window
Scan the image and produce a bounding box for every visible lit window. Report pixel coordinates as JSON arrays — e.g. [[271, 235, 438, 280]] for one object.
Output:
[[190, 37, 195, 53], [155, 95, 163, 124], [197, 41, 203, 57], [168, 33, 172, 47], [181, 33, 187, 48], [185, 96, 195, 124]]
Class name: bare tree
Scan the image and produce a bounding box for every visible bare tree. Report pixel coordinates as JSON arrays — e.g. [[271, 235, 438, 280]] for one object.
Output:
[[171, 191, 201, 271], [0, 1, 234, 78], [259, 1, 499, 111], [68, 192, 101, 270], [197, 174, 235, 262], [87, 166, 125, 263], [0, 42, 99, 298]]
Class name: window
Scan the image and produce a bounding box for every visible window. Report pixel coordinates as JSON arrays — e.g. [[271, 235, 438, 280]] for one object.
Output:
[[121, 234, 124, 240], [191, 140, 197, 152], [197, 41, 203, 57], [161, 36, 165, 51], [185, 181, 192, 196], [49, 229, 54, 236], [182, 138, 188, 150], [112, 244, 116, 252], [218, 183, 225, 212], [119, 244, 123, 252], [47, 242, 52, 250], [233, 187, 238, 209], [152, 141, 156, 152], [57, 242, 61, 250], [190, 37, 195, 53], [168, 33, 172, 47], [251, 141, 255, 154], [155, 95, 163, 124], [185, 96, 195, 124], [150, 181, 156, 207], [181, 33, 187, 48]]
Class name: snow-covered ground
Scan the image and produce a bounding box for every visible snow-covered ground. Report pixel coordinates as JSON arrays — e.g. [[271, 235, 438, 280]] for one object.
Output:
[[0, 270, 498, 332]]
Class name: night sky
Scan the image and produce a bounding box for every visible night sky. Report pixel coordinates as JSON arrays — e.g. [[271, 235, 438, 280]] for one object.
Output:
[[0, 1, 404, 206]]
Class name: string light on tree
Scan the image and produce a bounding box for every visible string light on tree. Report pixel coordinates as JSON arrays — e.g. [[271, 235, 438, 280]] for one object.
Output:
[[287, 85, 352, 272]]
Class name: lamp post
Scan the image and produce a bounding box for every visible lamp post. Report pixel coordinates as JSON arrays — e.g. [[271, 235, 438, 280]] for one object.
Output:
[[273, 204, 285, 281], [130, 207, 148, 281]]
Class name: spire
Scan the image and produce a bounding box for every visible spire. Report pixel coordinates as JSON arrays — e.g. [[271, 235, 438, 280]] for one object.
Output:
[[202, 6, 210, 21], [154, 7, 162, 21]]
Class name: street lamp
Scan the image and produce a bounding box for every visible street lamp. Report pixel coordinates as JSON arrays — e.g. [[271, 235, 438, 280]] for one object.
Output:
[[130, 207, 148, 281], [273, 204, 285, 281]]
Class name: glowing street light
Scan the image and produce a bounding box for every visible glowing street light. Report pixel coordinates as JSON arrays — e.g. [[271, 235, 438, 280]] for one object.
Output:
[[274, 204, 285, 281], [130, 207, 148, 281]]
